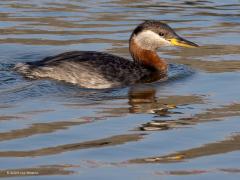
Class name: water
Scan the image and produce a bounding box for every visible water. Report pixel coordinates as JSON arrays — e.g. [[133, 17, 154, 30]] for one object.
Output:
[[0, 0, 240, 179]]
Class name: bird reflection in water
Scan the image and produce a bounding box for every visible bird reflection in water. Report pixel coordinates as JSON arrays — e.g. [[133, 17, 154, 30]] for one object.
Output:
[[128, 85, 192, 131]]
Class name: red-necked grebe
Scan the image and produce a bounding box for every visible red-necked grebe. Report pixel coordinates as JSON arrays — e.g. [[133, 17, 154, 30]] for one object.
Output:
[[14, 20, 198, 89]]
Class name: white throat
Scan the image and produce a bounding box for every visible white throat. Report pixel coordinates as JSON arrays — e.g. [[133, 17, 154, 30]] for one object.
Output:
[[133, 30, 171, 50]]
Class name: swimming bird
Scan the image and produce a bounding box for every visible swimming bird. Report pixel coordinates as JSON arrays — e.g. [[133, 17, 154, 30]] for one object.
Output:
[[14, 20, 198, 89]]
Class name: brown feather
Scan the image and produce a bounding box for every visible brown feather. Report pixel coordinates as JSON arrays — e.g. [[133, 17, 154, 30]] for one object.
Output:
[[129, 38, 167, 74]]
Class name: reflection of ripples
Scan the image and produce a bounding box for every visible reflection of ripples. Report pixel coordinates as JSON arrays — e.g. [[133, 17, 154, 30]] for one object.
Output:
[[129, 132, 240, 164], [139, 103, 240, 132], [0, 134, 143, 157], [0, 0, 240, 179], [167, 63, 194, 81]]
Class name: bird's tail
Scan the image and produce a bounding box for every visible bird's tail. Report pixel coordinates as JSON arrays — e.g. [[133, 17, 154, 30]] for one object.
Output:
[[13, 63, 34, 78]]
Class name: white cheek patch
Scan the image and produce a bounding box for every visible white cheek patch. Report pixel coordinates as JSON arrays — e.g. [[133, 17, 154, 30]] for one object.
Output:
[[134, 30, 171, 50]]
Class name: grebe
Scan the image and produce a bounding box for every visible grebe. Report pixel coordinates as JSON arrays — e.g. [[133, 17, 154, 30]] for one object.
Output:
[[14, 20, 198, 89]]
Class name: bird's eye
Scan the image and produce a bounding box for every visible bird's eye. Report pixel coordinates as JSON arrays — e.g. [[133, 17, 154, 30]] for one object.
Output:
[[159, 32, 164, 36]]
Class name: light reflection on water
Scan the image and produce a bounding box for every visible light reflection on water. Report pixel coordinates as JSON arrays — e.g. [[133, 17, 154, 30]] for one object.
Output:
[[0, 0, 240, 179]]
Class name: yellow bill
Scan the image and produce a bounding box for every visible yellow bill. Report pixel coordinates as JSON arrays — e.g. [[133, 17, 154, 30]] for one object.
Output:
[[170, 37, 199, 48]]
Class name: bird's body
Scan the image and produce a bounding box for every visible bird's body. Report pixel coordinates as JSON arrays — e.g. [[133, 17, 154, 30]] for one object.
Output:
[[14, 20, 198, 89], [16, 51, 156, 89]]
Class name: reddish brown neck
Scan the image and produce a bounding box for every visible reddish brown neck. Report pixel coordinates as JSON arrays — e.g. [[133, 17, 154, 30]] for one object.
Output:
[[129, 39, 167, 73]]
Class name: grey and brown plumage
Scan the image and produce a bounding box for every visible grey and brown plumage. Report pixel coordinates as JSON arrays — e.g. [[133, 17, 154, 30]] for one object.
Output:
[[14, 20, 198, 89]]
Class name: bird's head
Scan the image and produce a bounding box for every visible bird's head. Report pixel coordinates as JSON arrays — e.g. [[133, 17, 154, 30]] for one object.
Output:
[[131, 20, 198, 51]]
